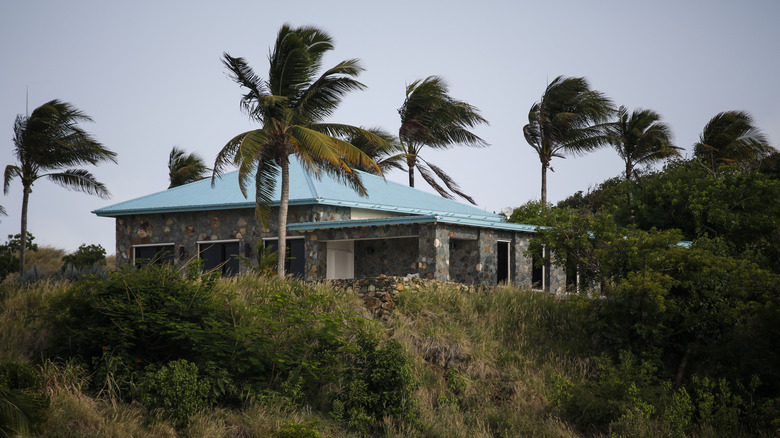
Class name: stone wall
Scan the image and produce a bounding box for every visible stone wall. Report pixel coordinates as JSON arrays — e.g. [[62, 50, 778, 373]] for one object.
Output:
[[354, 237, 417, 278], [114, 204, 351, 269], [329, 275, 483, 319]]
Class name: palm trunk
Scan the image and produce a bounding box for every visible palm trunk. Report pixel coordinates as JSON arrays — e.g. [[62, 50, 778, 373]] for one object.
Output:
[[19, 184, 31, 274], [541, 162, 548, 205], [277, 158, 290, 278], [626, 161, 634, 209], [407, 154, 416, 188]]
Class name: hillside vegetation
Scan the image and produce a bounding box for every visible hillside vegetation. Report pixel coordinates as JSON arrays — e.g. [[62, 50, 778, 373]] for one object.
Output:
[[1, 260, 777, 437]]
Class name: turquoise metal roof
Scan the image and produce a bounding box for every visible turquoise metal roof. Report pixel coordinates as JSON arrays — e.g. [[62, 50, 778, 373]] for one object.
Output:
[[93, 159, 502, 221], [287, 215, 541, 233]]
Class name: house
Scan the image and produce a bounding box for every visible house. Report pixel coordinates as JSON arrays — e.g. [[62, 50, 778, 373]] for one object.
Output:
[[93, 161, 566, 292]]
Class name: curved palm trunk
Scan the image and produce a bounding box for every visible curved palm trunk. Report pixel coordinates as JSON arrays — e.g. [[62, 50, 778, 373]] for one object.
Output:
[[277, 159, 290, 278], [406, 153, 417, 188], [19, 184, 31, 274]]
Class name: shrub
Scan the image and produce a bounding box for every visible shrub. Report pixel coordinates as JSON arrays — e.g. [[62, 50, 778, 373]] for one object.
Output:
[[61, 243, 106, 270], [137, 359, 210, 428], [333, 333, 417, 432]]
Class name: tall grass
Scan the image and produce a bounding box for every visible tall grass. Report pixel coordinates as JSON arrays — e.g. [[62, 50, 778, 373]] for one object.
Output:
[[2, 273, 597, 437]]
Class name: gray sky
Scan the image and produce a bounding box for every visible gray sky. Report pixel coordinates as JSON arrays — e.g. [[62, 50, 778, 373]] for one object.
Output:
[[2, 0, 779, 254]]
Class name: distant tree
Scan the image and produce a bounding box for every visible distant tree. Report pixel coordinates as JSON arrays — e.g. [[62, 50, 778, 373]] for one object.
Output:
[[524, 76, 614, 204], [168, 147, 209, 188], [398, 76, 488, 204], [694, 111, 775, 175], [605, 106, 680, 209], [0, 233, 37, 280], [4, 100, 116, 274], [213, 24, 382, 277], [61, 243, 106, 269], [606, 106, 679, 182]]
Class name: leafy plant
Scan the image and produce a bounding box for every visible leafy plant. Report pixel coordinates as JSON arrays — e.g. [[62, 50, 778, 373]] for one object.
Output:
[[61, 243, 106, 269], [137, 359, 211, 428]]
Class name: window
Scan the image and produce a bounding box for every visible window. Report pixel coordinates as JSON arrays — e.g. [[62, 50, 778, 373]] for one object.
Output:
[[264, 237, 305, 278], [198, 240, 240, 276], [133, 244, 175, 267]]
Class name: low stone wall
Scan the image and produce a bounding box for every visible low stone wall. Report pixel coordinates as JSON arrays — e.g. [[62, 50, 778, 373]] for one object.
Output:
[[328, 275, 485, 318]]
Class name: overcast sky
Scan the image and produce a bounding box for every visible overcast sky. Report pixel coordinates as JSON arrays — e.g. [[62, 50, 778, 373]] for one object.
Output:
[[1, 0, 779, 254]]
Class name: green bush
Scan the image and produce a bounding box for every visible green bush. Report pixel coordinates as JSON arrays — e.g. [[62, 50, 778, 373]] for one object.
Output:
[[272, 422, 325, 438], [137, 359, 210, 428], [46, 264, 235, 381], [61, 243, 106, 270], [333, 333, 416, 432]]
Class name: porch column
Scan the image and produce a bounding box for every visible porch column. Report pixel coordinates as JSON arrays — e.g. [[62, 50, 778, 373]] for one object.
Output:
[[476, 229, 497, 285], [418, 224, 450, 281], [304, 233, 325, 281], [513, 233, 533, 288]]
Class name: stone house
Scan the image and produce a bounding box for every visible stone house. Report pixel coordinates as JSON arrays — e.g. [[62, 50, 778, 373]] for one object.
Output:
[[94, 161, 566, 292]]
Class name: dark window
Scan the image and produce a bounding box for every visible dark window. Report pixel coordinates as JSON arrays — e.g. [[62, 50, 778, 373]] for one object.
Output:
[[199, 241, 240, 276], [134, 245, 174, 267], [497, 241, 510, 284], [264, 238, 305, 278]]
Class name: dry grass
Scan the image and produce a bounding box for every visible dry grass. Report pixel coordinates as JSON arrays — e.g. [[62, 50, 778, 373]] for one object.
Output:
[[26, 246, 66, 274], [0, 279, 68, 362], [1, 274, 595, 437]]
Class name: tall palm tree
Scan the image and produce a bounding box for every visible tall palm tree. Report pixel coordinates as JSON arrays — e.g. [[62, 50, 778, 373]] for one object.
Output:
[[4, 99, 116, 274], [398, 76, 488, 204], [213, 24, 381, 278], [168, 146, 209, 188], [523, 76, 614, 204], [606, 106, 680, 182], [694, 111, 775, 175]]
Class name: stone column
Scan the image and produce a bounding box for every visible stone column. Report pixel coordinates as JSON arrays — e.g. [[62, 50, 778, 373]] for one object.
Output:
[[513, 233, 532, 288], [418, 224, 450, 281], [548, 261, 567, 295], [476, 229, 497, 285], [304, 233, 325, 281]]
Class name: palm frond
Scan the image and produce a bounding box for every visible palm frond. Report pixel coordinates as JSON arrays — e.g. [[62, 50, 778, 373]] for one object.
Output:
[[423, 159, 476, 204], [43, 169, 111, 199], [212, 131, 253, 181], [416, 163, 456, 201], [235, 130, 271, 198], [4, 165, 22, 195]]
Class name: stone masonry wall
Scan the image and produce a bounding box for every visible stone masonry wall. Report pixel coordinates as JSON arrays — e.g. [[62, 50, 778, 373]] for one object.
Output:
[[114, 205, 351, 269], [354, 237, 418, 278]]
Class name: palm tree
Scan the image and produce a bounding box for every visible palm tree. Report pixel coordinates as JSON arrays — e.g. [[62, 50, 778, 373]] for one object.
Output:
[[694, 111, 775, 175], [168, 146, 209, 188], [606, 106, 680, 181], [4, 100, 116, 274], [213, 24, 381, 278], [523, 76, 614, 204], [398, 76, 488, 204]]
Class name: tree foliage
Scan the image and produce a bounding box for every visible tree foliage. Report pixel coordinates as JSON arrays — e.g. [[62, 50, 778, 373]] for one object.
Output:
[[523, 75, 614, 204], [168, 146, 209, 188], [213, 24, 382, 277], [4, 99, 116, 274], [61, 243, 106, 270], [397, 75, 488, 204]]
